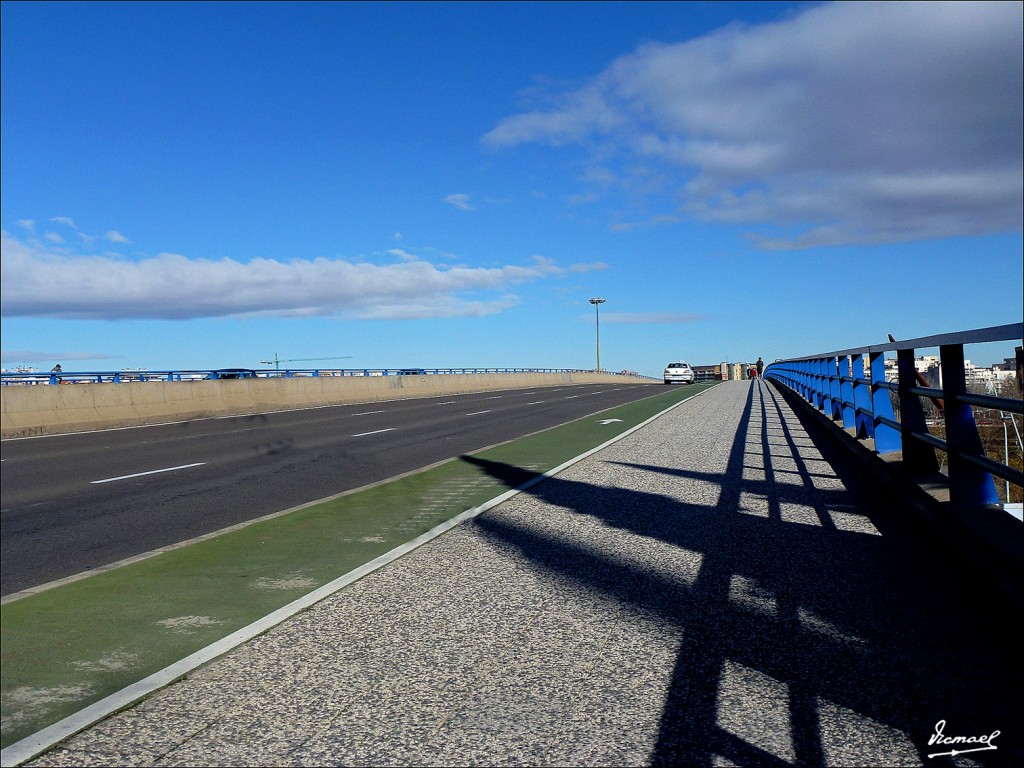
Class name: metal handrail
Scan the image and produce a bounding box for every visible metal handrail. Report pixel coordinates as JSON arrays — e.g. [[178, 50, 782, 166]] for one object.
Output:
[[763, 323, 1023, 511], [0, 367, 659, 386]]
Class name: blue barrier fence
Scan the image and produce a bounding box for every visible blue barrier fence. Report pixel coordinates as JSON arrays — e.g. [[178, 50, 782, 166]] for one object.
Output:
[[763, 323, 1023, 511], [0, 367, 657, 386]]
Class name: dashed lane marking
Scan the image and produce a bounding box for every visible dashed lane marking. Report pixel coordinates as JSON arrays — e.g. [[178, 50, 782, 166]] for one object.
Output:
[[90, 463, 206, 485]]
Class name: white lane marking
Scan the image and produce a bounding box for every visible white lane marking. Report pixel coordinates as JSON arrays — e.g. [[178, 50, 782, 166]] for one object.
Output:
[[437, 401, 457, 405], [91, 463, 206, 484], [527, 401, 545, 405], [565, 395, 580, 399], [351, 428, 397, 437], [485, 396, 502, 399], [465, 410, 491, 416], [352, 410, 385, 416]]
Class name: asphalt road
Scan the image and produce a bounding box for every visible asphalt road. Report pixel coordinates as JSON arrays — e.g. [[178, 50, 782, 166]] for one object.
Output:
[[0, 382, 665, 595]]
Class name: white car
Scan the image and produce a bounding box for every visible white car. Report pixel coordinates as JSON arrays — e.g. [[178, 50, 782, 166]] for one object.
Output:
[[664, 362, 695, 385]]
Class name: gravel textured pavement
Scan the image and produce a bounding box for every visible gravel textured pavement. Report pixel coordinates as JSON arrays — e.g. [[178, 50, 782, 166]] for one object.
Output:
[[24, 380, 1021, 767]]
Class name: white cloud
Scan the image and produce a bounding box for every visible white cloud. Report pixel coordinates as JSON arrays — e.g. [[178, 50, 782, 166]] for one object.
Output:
[[105, 230, 130, 243], [0, 230, 581, 321], [483, 1, 1023, 248], [444, 193, 475, 211], [567, 260, 609, 274], [17, 220, 35, 232], [43, 232, 65, 244], [49, 216, 77, 228]]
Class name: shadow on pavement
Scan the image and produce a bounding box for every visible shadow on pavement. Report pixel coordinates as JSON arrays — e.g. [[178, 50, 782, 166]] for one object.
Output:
[[460, 380, 1020, 766]]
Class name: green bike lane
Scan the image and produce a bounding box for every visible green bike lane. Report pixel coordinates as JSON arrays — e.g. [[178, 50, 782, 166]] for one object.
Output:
[[1, 383, 716, 752]]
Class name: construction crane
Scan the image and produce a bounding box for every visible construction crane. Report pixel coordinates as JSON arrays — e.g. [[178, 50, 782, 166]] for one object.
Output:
[[259, 354, 354, 372]]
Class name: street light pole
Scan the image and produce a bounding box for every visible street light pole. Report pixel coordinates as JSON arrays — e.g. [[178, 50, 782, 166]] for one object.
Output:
[[589, 297, 606, 372]]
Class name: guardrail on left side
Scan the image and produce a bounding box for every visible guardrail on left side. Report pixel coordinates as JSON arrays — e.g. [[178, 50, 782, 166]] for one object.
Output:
[[1, 367, 659, 386]]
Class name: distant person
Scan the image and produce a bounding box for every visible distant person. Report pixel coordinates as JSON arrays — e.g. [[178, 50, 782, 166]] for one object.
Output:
[[51, 364, 62, 373], [756, 357, 764, 377]]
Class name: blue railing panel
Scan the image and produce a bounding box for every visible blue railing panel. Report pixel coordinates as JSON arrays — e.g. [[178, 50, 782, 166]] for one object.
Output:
[[939, 343, 1001, 508], [840, 357, 856, 429], [828, 357, 843, 421], [852, 354, 872, 439], [870, 351, 901, 453]]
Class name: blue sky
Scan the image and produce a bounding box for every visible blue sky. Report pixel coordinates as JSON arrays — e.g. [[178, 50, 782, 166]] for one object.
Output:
[[2, 1, 1021, 376]]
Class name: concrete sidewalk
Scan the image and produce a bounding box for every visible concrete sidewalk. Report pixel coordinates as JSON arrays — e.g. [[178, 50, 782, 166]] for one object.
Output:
[[24, 381, 1021, 766]]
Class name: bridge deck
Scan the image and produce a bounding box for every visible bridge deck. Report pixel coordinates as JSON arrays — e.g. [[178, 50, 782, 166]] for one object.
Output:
[[29, 380, 1019, 767]]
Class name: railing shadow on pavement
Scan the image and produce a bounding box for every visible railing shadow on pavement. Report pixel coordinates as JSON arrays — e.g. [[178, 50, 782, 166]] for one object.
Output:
[[458, 380, 1021, 767]]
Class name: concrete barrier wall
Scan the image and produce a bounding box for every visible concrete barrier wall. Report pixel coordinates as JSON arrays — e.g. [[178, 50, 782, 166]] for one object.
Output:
[[0, 372, 635, 438]]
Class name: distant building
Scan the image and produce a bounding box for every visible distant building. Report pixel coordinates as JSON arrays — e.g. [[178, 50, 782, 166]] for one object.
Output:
[[691, 365, 723, 382], [882, 354, 1016, 389]]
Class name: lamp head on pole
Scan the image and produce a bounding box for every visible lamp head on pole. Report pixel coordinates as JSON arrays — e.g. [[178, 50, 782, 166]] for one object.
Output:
[[589, 297, 606, 306]]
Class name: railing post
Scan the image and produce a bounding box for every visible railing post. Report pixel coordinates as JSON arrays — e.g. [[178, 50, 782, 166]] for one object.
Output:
[[897, 349, 938, 473], [852, 354, 873, 438], [940, 343, 999, 509], [814, 358, 826, 411], [819, 358, 832, 415], [829, 356, 843, 421], [840, 355, 856, 429], [870, 351, 900, 453]]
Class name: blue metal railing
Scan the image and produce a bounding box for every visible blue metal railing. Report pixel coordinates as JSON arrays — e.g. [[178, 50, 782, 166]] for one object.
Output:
[[763, 323, 1023, 511], [0, 367, 658, 386]]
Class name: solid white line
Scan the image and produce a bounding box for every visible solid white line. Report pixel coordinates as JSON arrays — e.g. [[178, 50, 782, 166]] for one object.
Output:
[[352, 410, 385, 416], [90, 463, 206, 485], [465, 410, 491, 416], [351, 428, 396, 437], [485, 396, 502, 399], [0, 384, 717, 768]]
